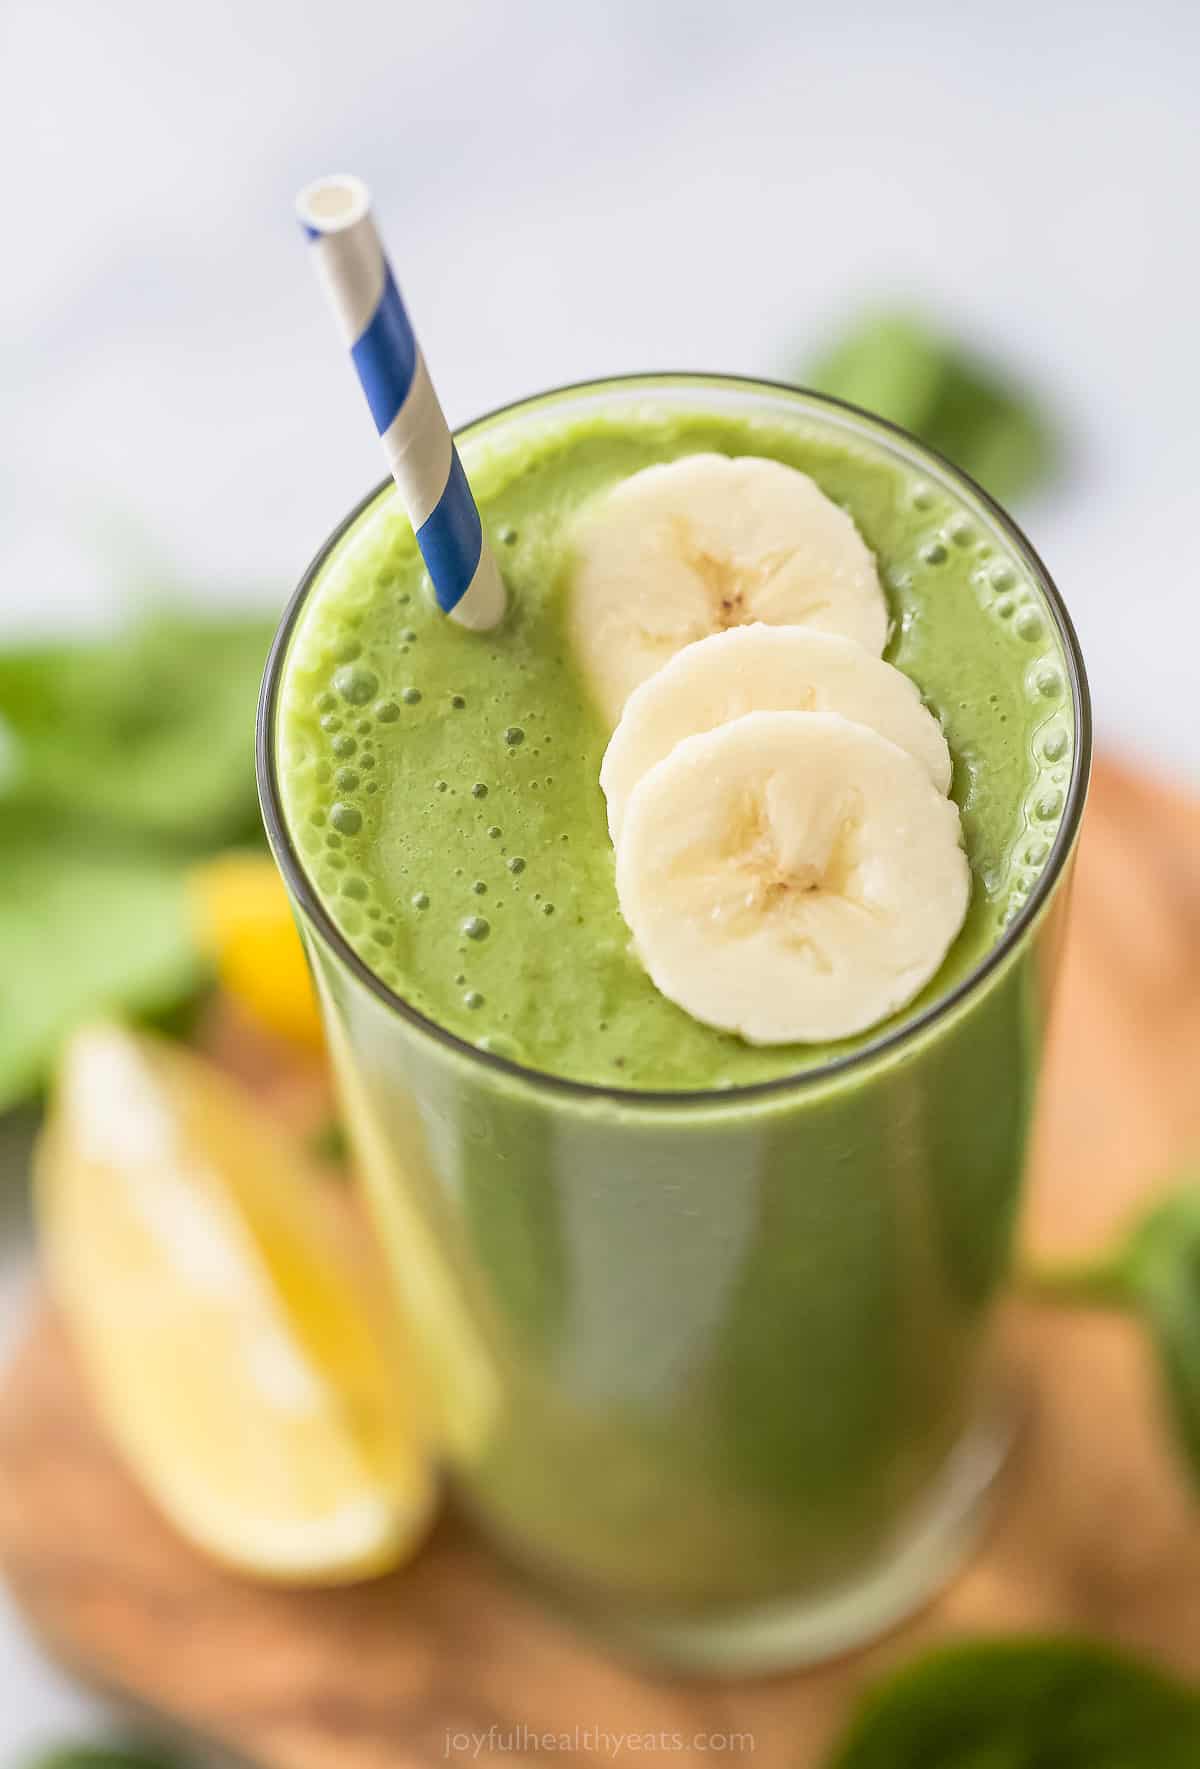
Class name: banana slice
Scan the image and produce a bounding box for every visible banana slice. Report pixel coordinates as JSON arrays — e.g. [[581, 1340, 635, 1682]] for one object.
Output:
[[567, 454, 888, 725], [615, 711, 969, 1045], [601, 625, 951, 841]]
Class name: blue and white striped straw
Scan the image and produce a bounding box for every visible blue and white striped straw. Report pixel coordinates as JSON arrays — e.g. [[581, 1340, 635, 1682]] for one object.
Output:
[[296, 175, 506, 631]]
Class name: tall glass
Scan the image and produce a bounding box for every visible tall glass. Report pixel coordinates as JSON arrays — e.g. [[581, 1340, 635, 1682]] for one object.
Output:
[[258, 376, 1090, 1673]]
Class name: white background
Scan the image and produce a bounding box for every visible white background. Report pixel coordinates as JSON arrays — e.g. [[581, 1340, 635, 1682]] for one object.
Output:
[[2, 0, 1198, 1750]]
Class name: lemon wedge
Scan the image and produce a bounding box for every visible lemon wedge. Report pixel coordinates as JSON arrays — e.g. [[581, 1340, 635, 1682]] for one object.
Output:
[[189, 854, 323, 1049], [36, 1022, 435, 1583]]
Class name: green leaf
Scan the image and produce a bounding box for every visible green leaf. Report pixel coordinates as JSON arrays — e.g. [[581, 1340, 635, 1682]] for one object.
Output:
[[827, 1637, 1200, 1769], [0, 607, 277, 1108], [25, 1745, 187, 1769], [801, 308, 1060, 506], [0, 610, 275, 849], [1121, 1187, 1200, 1494], [804, 313, 949, 438], [0, 822, 202, 1111], [1025, 1181, 1200, 1497]]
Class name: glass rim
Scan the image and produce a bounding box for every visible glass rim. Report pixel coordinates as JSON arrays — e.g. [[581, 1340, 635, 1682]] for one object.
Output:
[[257, 370, 1092, 1109]]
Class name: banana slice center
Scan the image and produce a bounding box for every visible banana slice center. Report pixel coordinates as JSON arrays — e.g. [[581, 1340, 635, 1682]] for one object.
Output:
[[685, 778, 866, 956], [678, 524, 824, 633]]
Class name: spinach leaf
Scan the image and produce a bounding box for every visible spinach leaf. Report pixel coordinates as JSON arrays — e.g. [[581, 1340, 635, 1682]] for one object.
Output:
[[0, 822, 201, 1112], [26, 1745, 187, 1769], [0, 610, 275, 849], [1027, 1181, 1200, 1496], [0, 607, 277, 1108], [828, 1637, 1200, 1769], [1118, 1188, 1200, 1493], [801, 309, 1059, 507]]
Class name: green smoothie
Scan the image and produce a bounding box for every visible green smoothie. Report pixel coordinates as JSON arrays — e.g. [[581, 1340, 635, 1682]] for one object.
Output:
[[278, 407, 1070, 1087], [263, 377, 1086, 1670]]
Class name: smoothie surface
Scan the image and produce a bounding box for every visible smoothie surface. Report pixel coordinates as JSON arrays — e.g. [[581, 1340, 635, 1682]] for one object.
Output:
[[277, 399, 1073, 1090]]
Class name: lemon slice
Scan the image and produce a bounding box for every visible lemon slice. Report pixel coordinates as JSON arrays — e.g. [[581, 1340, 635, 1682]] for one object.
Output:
[[36, 1022, 435, 1583], [189, 853, 323, 1049]]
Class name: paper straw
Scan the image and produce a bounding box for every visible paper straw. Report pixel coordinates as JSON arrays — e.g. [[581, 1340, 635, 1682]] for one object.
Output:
[[296, 175, 506, 631]]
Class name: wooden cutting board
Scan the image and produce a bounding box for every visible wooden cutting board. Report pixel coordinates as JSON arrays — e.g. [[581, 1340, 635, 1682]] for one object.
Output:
[[2, 755, 1200, 1769]]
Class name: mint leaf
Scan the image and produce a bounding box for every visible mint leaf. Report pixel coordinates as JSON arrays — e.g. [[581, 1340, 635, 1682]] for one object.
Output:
[[827, 1637, 1200, 1768], [0, 823, 201, 1111], [0, 611, 275, 849], [802, 309, 1059, 506]]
